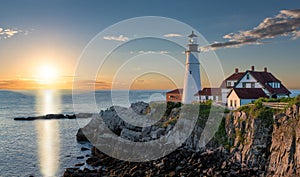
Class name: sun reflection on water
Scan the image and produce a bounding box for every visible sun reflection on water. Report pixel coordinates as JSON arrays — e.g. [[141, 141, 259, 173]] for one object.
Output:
[[35, 90, 61, 177]]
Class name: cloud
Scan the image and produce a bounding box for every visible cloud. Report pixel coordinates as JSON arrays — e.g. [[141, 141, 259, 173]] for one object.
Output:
[[103, 35, 129, 42], [292, 31, 300, 39], [0, 79, 39, 89], [0, 26, 30, 39], [136, 50, 169, 54], [0, 27, 23, 39], [164, 33, 182, 37], [201, 9, 300, 51]]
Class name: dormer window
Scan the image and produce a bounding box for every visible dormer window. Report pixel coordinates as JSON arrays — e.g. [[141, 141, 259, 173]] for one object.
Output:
[[268, 82, 281, 88]]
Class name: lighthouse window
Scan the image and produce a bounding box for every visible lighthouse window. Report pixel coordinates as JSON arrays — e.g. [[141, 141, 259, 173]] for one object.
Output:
[[189, 70, 192, 74]]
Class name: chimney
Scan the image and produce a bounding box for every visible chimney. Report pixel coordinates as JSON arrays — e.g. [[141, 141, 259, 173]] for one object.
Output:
[[235, 68, 239, 74], [251, 66, 255, 71], [264, 67, 267, 72]]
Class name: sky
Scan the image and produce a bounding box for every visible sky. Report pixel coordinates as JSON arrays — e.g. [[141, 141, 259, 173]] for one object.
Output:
[[0, 0, 299, 90]]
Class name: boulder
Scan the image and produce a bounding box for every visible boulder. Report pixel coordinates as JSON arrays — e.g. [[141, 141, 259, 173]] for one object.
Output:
[[130, 101, 150, 115], [120, 128, 142, 141], [76, 128, 89, 142]]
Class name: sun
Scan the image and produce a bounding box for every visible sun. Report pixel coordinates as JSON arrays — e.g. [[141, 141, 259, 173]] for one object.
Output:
[[36, 65, 58, 84]]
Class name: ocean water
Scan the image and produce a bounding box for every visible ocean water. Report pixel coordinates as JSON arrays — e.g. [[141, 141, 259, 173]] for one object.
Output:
[[0, 89, 166, 177]]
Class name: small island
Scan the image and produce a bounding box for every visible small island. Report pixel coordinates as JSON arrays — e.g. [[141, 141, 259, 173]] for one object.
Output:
[[14, 113, 93, 121]]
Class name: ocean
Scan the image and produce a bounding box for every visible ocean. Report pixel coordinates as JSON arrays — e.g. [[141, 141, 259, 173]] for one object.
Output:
[[0, 89, 166, 177], [0, 89, 299, 176]]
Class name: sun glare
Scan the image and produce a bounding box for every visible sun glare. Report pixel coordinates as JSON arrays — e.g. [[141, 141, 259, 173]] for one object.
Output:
[[37, 65, 58, 84]]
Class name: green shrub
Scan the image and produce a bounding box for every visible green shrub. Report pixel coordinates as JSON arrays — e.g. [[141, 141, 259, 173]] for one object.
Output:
[[237, 105, 251, 113], [213, 117, 229, 147], [164, 102, 182, 116]]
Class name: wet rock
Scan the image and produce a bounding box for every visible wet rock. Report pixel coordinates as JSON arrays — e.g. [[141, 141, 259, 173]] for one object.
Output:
[[81, 147, 90, 151], [14, 113, 92, 121], [86, 157, 101, 167], [77, 156, 84, 159], [76, 128, 89, 142], [66, 114, 76, 119], [75, 163, 85, 167]]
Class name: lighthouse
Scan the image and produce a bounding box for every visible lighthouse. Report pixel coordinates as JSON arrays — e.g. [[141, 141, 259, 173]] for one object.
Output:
[[182, 31, 201, 104]]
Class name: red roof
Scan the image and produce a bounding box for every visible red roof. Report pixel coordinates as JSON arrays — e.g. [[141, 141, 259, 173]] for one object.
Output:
[[167, 88, 183, 94], [226, 72, 245, 81], [246, 71, 290, 95], [228, 88, 268, 99], [195, 88, 221, 96], [220, 72, 245, 88]]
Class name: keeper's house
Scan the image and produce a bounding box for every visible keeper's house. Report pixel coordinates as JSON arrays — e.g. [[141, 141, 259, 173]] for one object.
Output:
[[226, 66, 290, 109]]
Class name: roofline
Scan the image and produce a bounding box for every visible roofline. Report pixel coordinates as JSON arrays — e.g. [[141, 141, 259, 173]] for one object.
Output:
[[227, 88, 269, 99], [227, 88, 234, 98]]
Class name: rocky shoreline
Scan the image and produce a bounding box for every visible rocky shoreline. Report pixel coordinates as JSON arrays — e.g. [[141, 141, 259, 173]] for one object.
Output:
[[64, 97, 300, 177], [64, 146, 257, 177]]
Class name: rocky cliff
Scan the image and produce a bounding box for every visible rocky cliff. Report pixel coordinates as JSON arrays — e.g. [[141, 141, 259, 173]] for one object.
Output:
[[267, 104, 300, 176], [225, 97, 300, 176], [65, 97, 300, 177]]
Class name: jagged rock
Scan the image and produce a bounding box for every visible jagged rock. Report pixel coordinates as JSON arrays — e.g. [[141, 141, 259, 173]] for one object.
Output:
[[150, 128, 165, 139], [76, 128, 89, 142], [226, 110, 273, 172], [130, 101, 150, 115], [267, 106, 300, 176], [120, 128, 141, 141]]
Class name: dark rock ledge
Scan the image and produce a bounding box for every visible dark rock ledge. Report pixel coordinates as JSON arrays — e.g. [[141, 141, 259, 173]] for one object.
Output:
[[14, 113, 93, 121]]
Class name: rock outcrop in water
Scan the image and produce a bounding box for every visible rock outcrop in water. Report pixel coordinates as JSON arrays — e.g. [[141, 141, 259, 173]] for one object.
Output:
[[14, 113, 93, 121], [64, 97, 300, 177]]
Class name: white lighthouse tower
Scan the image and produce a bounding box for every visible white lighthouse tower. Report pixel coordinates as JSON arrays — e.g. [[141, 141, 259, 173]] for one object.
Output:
[[182, 31, 201, 104]]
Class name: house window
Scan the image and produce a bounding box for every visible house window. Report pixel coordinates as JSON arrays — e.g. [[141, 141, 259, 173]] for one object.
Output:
[[230, 100, 233, 107], [251, 83, 255, 88], [205, 96, 209, 100], [234, 100, 237, 107], [246, 74, 250, 80], [242, 83, 246, 88], [189, 70, 192, 74], [273, 82, 280, 88], [269, 82, 281, 88], [213, 96, 216, 100], [227, 82, 231, 87]]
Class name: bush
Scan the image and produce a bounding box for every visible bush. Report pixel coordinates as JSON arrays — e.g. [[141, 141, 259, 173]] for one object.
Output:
[[213, 117, 230, 147], [254, 98, 263, 108], [164, 102, 182, 116], [237, 105, 251, 113]]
